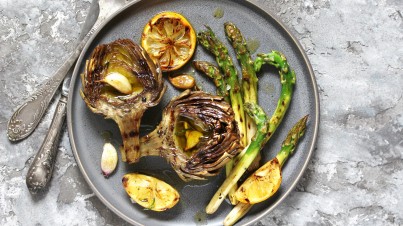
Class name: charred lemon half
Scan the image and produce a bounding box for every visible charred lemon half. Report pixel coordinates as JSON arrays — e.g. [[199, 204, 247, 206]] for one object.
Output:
[[141, 11, 196, 72]]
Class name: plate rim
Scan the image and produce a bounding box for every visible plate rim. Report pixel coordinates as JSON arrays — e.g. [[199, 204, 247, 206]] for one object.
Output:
[[67, 0, 320, 225]]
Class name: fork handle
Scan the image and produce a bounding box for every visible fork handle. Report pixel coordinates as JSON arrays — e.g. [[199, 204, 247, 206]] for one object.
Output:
[[26, 95, 67, 194]]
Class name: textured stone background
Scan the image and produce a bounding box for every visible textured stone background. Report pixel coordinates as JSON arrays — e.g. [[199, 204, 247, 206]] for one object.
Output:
[[1, 0, 402, 225]]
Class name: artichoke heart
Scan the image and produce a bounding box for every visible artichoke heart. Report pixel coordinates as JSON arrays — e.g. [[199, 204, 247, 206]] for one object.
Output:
[[80, 39, 166, 163], [139, 90, 241, 181]]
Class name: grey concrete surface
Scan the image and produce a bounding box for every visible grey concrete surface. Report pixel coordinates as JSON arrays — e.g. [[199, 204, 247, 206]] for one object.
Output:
[[1, 0, 402, 225]]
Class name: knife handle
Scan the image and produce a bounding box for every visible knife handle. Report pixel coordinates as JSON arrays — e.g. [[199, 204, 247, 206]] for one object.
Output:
[[7, 31, 91, 142], [26, 95, 67, 194]]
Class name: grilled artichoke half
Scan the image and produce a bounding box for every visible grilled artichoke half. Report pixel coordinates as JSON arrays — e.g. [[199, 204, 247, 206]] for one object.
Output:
[[140, 90, 241, 181], [81, 39, 166, 163]]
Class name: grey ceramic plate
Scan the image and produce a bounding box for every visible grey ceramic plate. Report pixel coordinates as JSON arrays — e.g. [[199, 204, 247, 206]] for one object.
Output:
[[67, 0, 319, 225]]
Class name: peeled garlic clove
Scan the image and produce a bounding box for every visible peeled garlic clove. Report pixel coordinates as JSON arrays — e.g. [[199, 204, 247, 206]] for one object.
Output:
[[103, 72, 132, 94], [101, 142, 118, 177], [168, 74, 195, 89]]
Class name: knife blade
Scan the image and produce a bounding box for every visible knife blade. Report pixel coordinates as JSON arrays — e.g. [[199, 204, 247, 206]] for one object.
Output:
[[6, 0, 123, 142]]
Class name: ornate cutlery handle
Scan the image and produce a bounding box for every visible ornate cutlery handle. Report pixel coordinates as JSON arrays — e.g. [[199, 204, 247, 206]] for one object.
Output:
[[26, 95, 67, 193], [7, 32, 92, 142]]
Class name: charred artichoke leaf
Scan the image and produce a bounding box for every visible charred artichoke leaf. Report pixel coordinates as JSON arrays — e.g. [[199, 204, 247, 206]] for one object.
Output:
[[140, 90, 241, 181], [81, 39, 166, 163]]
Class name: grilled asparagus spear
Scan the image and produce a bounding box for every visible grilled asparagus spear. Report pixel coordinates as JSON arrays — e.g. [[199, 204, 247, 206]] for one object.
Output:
[[206, 50, 296, 214], [224, 115, 308, 226], [253, 50, 296, 144], [224, 22, 258, 143], [224, 22, 260, 205]]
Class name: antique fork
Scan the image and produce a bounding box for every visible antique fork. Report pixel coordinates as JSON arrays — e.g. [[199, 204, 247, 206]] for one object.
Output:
[[24, 0, 130, 193], [7, 0, 130, 142]]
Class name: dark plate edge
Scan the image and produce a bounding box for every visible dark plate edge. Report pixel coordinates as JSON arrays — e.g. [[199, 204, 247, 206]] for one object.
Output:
[[67, 0, 320, 225]]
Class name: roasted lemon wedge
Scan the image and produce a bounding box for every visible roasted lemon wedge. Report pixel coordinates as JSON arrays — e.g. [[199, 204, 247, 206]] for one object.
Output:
[[234, 159, 282, 204], [122, 173, 180, 211], [141, 11, 196, 72], [234, 115, 308, 205]]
